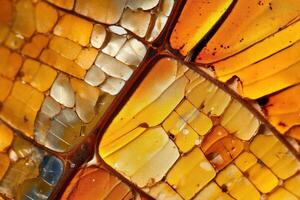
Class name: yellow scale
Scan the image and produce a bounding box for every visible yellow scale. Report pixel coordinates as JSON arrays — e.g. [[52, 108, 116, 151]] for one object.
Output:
[[99, 58, 300, 200]]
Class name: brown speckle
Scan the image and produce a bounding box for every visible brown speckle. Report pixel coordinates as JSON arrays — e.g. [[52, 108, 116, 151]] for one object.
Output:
[[169, 133, 175, 140], [146, 178, 156, 187], [269, 3, 273, 10], [18, 71, 25, 78], [140, 123, 149, 128], [278, 122, 287, 127], [23, 116, 29, 122], [258, 1, 264, 6], [178, 44, 185, 51], [257, 97, 269, 106], [207, 152, 219, 160], [221, 184, 228, 192], [257, 159, 264, 165]]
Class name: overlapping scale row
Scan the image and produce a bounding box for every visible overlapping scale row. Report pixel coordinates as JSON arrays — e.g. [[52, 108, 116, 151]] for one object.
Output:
[[1, 0, 300, 199], [170, 0, 234, 55], [99, 57, 300, 200], [0, 0, 148, 152], [45, 0, 175, 41], [0, 121, 63, 199], [61, 163, 146, 200], [170, 0, 300, 150], [171, 0, 300, 98]]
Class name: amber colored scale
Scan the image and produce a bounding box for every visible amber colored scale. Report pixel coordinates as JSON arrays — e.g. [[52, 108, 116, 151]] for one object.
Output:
[[0, 0, 300, 200]]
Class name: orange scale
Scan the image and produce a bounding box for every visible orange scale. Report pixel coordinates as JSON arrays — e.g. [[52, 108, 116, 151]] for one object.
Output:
[[61, 167, 134, 200], [0, 0, 13, 24], [286, 126, 300, 142], [204, 135, 244, 170], [201, 125, 229, 152]]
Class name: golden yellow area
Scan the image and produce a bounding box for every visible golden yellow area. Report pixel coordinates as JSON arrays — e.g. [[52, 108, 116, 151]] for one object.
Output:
[[105, 127, 179, 188], [98, 58, 300, 199], [146, 182, 182, 200], [100, 58, 179, 148], [54, 14, 93, 46], [40, 49, 86, 79], [36, 1, 58, 33], [221, 100, 259, 140], [186, 79, 232, 116], [166, 148, 216, 199], [216, 164, 260, 200], [1, 0, 299, 198], [0, 82, 44, 137], [99, 57, 300, 199], [175, 100, 213, 135], [170, 0, 233, 55], [269, 188, 298, 200], [49, 36, 82, 60], [248, 163, 279, 193], [105, 127, 169, 176], [162, 111, 200, 153], [20, 59, 57, 92], [250, 134, 300, 180], [174, 125, 199, 153], [284, 174, 300, 198], [234, 152, 257, 172], [193, 182, 233, 200], [13, 0, 36, 38], [75, 47, 98, 70], [235, 152, 279, 193], [46, 0, 74, 10]]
